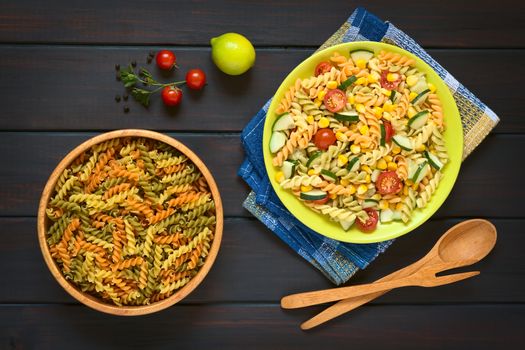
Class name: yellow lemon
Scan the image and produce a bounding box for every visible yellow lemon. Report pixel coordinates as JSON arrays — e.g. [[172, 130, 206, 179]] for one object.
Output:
[[210, 33, 256, 75]]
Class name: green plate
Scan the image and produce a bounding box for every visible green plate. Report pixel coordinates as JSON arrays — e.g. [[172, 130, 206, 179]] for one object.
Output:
[[263, 42, 462, 244]]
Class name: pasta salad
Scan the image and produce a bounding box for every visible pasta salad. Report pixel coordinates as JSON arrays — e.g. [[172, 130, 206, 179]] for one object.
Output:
[[269, 49, 448, 233]]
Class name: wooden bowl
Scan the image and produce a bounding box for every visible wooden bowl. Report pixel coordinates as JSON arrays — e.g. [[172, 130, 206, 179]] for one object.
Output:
[[37, 129, 223, 315]]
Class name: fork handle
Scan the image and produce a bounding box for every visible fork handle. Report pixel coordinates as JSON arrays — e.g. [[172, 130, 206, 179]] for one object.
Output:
[[281, 275, 418, 309]]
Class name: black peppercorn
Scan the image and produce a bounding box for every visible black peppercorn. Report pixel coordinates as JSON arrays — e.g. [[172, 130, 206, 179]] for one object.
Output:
[[131, 60, 137, 67], [124, 106, 130, 113], [123, 94, 129, 101], [115, 95, 121, 102]]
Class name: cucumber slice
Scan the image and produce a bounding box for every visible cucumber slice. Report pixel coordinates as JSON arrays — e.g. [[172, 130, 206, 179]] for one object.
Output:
[[407, 159, 418, 180], [392, 210, 403, 221], [380, 123, 386, 146], [392, 135, 413, 151], [346, 156, 361, 172], [412, 162, 429, 184], [338, 76, 357, 90], [363, 199, 379, 209], [335, 111, 359, 122], [320, 169, 337, 182], [425, 151, 444, 170], [380, 208, 394, 223], [306, 151, 322, 168], [281, 160, 296, 179], [272, 112, 295, 131], [340, 218, 356, 231], [411, 77, 428, 94], [350, 50, 374, 63], [408, 110, 430, 130], [390, 90, 397, 103], [300, 189, 327, 201], [269, 131, 287, 153], [412, 89, 430, 107]]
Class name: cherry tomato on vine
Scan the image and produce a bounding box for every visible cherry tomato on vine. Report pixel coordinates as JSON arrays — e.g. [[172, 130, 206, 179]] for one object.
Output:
[[376, 171, 402, 195], [185, 69, 207, 90], [314, 128, 336, 150], [323, 89, 346, 113], [356, 208, 379, 232], [156, 50, 177, 70], [314, 61, 333, 76], [161, 86, 182, 106]]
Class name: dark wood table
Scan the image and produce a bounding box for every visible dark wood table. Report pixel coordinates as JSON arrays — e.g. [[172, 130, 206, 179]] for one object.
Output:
[[1, 1, 523, 348]]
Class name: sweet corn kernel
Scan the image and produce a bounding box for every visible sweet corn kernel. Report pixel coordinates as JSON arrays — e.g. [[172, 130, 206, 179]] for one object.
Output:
[[306, 115, 315, 124], [383, 100, 394, 112], [350, 144, 361, 154], [373, 106, 383, 117], [395, 203, 404, 211], [386, 73, 399, 82], [429, 145, 435, 152], [317, 89, 327, 100], [301, 185, 312, 192], [275, 172, 285, 183], [380, 88, 392, 97], [367, 74, 378, 84], [409, 92, 418, 101], [326, 81, 338, 90], [387, 161, 398, 171], [356, 59, 367, 69], [314, 99, 322, 108], [356, 103, 366, 113], [403, 185, 409, 196], [318, 117, 330, 128], [330, 193, 338, 200], [379, 200, 389, 210], [382, 111, 392, 121], [347, 94, 355, 104], [406, 179, 414, 186], [406, 75, 418, 87], [407, 106, 417, 118], [376, 158, 387, 170], [412, 183, 419, 191], [355, 77, 367, 85], [361, 165, 371, 173], [427, 82, 436, 93], [371, 194, 381, 201], [384, 155, 393, 162], [307, 169, 317, 176], [357, 184, 368, 195], [340, 179, 350, 187], [365, 174, 371, 183], [335, 131, 347, 142], [415, 144, 426, 152], [347, 185, 357, 195], [359, 125, 369, 135], [337, 154, 348, 167], [392, 146, 401, 154]]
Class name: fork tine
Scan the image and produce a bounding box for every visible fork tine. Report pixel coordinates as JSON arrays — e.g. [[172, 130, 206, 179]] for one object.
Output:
[[425, 271, 480, 287]]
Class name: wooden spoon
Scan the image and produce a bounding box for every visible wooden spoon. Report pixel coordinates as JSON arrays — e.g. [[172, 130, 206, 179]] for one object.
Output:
[[286, 219, 497, 329]]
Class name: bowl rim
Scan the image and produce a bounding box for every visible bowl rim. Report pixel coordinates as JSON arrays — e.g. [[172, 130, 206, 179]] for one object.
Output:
[[37, 129, 224, 316], [263, 41, 463, 244]]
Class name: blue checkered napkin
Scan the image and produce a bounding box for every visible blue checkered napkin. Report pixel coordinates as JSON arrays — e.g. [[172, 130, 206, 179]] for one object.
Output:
[[238, 8, 499, 285]]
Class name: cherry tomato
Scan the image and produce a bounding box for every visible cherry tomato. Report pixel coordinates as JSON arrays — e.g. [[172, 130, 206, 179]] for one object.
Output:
[[185, 69, 207, 90], [161, 86, 182, 106], [383, 121, 395, 143], [323, 89, 346, 113], [156, 50, 177, 70], [376, 171, 402, 195], [314, 128, 336, 150], [356, 208, 379, 233], [314, 61, 333, 76], [310, 196, 330, 205], [380, 70, 401, 90]]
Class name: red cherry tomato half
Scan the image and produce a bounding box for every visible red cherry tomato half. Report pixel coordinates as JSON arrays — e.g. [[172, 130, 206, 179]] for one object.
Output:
[[356, 208, 379, 233], [161, 86, 182, 106], [314, 128, 336, 150], [315, 61, 333, 76], [383, 121, 395, 143], [380, 70, 401, 90], [376, 171, 402, 195], [185, 69, 207, 90], [310, 196, 330, 205], [156, 50, 177, 70], [323, 89, 346, 113]]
